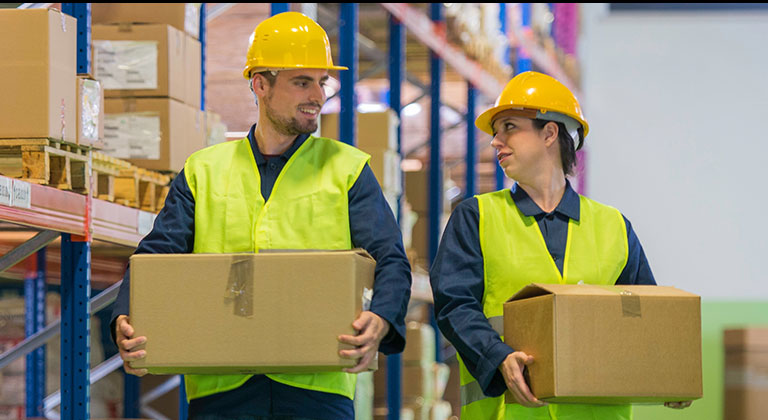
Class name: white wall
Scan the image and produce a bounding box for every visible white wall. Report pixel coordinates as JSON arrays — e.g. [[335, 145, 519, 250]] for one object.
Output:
[[582, 5, 768, 298]]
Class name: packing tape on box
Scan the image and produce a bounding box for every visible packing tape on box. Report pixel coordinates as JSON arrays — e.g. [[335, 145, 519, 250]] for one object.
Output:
[[592, 285, 642, 318], [224, 256, 254, 318]]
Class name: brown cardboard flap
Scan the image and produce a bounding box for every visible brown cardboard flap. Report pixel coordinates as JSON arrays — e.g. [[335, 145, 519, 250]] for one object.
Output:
[[258, 248, 376, 262], [507, 283, 699, 303]]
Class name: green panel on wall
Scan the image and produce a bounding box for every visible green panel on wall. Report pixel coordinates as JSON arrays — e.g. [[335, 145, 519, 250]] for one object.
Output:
[[634, 300, 768, 420]]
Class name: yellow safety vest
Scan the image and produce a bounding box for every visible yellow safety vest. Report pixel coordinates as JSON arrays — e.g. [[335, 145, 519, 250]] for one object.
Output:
[[181, 136, 370, 401], [459, 189, 633, 420]]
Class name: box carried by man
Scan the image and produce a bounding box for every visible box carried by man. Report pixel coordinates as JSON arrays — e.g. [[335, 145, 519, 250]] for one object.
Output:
[[129, 249, 376, 374]]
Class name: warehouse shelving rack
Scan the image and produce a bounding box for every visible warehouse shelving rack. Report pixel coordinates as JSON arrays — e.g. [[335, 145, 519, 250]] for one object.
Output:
[[0, 3, 207, 420], [377, 3, 580, 419], [0, 3, 578, 420]]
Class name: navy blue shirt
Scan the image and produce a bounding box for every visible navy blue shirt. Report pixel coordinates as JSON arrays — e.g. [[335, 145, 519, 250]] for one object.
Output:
[[111, 125, 412, 419], [430, 181, 655, 398]]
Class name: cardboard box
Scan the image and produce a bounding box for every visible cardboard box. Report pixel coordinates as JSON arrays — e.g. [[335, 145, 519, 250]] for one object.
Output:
[[104, 98, 205, 172], [77, 76, 105, 147], [374, 361, 435, 405], [724, 328, 768, 420], [503, 283, 702, 404], [402, 322, 436, 364], [93, 24, 201, 107], [184, 35, 202, 109], [0, 9, 77, 142], [321, 110, 399, 151], [129, 250, 376, 374], [92, 3, 201, 39]]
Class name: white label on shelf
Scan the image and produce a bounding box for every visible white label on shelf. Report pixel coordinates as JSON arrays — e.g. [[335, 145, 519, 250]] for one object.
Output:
[[0, 177, 12, 206], [93, 40, 158, 90], [137, 211, 156, 236], [12, 180, 31, 209]]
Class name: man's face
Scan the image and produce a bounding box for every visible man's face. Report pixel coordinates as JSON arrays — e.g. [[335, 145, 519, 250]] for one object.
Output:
[[259, 69, 330, 136]]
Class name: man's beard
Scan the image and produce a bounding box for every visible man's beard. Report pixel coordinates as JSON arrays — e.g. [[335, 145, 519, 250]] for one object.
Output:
[[263, 92, 318, 136]]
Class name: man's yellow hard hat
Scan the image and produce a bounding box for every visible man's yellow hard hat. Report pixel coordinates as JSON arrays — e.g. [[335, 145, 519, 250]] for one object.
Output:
[[243, 11, 347, 80], [475, 71, 589, 142]]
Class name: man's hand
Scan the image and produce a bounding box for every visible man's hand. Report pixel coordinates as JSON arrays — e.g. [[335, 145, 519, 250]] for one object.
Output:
[[338, 311, 390, 373], [499, 351, 546, 408], [664, 401, 692, 409], [115, 315, 148, 377]]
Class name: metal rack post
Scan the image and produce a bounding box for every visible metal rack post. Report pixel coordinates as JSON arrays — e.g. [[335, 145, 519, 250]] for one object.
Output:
[[339, 3, 358, 147], [271, 3, 290, 15], [495, 4, 509, 191], [386, 12, 404, 420], [24, 249, 46, 417], [61, 3, 91, 75], [428, 3, 443, 364], [60, 234, 92, 420], [466, 85, 477, 199]]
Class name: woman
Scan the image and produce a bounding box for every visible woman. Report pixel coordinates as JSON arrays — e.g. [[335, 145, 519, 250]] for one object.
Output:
[[430, 71, 690, 419]]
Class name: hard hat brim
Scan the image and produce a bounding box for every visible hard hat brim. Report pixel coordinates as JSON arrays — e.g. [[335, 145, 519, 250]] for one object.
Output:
[[242, 64, 349, 80], [475, 104, 590, 138]]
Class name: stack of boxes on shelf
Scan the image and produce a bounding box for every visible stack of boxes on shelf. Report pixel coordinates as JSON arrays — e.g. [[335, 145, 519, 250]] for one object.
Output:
[[320, 110, 402, 215], [0, 9, 97, 196], [0, 293, 64, 419], [0, 7, 197, 214], [92, 3, 206, 173], [91, 3, 213, 212], [724, 327, 768, 420], [403, 169, 453, 272], [372, 322, 455, 420]]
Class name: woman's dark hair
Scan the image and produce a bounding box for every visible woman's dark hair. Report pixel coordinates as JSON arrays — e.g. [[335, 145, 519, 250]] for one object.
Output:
[[532, 119, 581, 176]]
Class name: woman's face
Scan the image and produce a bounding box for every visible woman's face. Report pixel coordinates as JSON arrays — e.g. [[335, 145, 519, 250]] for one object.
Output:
[[490, 111, 552, 182]]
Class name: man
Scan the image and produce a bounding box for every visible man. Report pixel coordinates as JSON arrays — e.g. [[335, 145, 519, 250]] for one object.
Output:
[[111, 12, 412, 420]]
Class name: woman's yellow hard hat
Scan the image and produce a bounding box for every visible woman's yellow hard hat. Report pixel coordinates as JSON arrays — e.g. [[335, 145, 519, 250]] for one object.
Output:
[[475, 71, 589, 141], [243, 11, 347, 79]]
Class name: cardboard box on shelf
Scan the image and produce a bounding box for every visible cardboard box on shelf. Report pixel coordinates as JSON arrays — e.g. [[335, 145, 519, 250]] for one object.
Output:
[[374, 356, 435, 405], [503, 283, 702, 404], [77, 76, 105, 148], [724, 327, 768, 420], [92, 3, 201, 39], [184, 35, 202, 109], [402, 322, 436, 365], [0, 9, 77, 142], [129, 250, 377, 374], [104, 97, 205, 172], [93, 24, 201, 108], [320, 110, 399, 151]]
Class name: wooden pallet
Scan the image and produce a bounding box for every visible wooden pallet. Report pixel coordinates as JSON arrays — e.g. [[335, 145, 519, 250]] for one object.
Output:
[[0, 138, 90, 193], [91, 151, 132, 203], [114, 166, 171, 213]]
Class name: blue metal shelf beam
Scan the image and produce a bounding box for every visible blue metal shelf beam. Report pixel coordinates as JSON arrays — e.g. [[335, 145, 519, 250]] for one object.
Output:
[[25, 249, 47, 418], [59, 234, 91, 420], [466, 85, 477, 199], [339, 4, 358, 147], [387, 13, 404, 420], [61, 3, 91, 75], [428, 3, 443, 365], [271, 3, 289, 16]]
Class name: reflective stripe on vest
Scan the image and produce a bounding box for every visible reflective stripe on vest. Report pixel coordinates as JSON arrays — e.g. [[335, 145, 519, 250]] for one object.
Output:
[[459, 189, 630, 420], [182, 136, 370, 401]]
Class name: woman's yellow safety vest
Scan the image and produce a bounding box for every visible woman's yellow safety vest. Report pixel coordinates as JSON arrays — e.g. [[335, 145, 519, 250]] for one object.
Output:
[[181, 136, 370, 402], [459, 189, 633, 420]]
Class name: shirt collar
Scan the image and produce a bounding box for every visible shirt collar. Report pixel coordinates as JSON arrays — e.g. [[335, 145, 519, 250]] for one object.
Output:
[[510, 179, 581, 221], [247, 123, 311, 165]]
